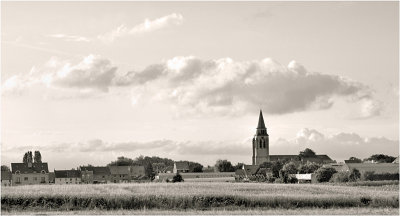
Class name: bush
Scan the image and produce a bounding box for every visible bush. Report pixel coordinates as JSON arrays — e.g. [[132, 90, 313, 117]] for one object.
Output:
[[315, 167, 337, 182], [330, 171, 350, 183], [172, 173, 184, 183], [362, 171, 399, 181], [287, 176, 298, 184], [265, 173, 275, 183], [348, 169, 361, 182]]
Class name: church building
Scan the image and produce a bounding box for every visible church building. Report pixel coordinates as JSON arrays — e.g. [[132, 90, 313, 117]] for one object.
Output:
[[251, 110, 334, 165], [252, 110, 270, 165]]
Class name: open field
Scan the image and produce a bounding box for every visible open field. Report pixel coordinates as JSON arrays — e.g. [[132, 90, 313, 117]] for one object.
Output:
[[3, 208, 399, 215], [2, 182, 399, 214]]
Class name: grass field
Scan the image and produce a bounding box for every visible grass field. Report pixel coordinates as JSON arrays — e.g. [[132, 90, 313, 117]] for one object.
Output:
[[1, 182, 399, 214]]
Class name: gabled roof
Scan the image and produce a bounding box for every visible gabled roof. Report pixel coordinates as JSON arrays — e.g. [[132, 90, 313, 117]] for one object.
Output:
[[54, 170, 81, 178], [80, 166, 110, 175], [393, 156, 399, 164], [257, 110, 266, 129], [130, 165, 145, 174], [109, 166, 130, 175], [1, 171, 12, 180], [11, 163, 49, 174], [235, 165, 260, 176], [175, 162, 189, 170], [345, 163, 399, 174]]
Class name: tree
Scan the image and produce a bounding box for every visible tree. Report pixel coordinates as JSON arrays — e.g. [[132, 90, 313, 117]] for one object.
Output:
[[281, 162, 298, 174], [172, 173, 184, 183], [23, 151, 33, 163], [107, 156, 136, 166], [234, 163, 245, 171], [348, 157, 362, 163], [34, 151, 42, 163], [260, 161, 284, 178], [299, 161, 321, 174], [188, 162, 203, 172], [365, 154, 396, 163], [299, 148, 316, 157], [1, 165, 10, 172], [348, 168, 361, 182], [330, 171, 350, 183], [315, 167, 337, 182], [215, 159, 235, 172]]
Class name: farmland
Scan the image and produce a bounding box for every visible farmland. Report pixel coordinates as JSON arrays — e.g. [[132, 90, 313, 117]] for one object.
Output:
[[1, 182, 399, 214]]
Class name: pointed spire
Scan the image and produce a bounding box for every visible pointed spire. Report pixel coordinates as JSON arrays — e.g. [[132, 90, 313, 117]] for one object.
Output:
[[257, 109, 266, 129]]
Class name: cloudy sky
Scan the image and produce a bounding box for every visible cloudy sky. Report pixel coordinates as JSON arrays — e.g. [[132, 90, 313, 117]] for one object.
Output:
[[1, 1, 399, 170]]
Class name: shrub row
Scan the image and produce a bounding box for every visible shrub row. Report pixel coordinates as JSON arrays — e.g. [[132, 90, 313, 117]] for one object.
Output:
[[2, 194, 398, 211]]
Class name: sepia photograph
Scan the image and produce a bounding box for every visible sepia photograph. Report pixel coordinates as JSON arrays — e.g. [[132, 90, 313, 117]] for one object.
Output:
[[1, 0, 399, 215]]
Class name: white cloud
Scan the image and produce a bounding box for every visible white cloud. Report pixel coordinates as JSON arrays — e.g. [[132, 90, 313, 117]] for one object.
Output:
[[117, 56, 380, 116], [273, 128, 399, 161], [46, 34, 91, 42], [2, 55, 117, 94], [98, 13, 183, 43], [3, 55, 383, 117], [359, 99, 383, 118]]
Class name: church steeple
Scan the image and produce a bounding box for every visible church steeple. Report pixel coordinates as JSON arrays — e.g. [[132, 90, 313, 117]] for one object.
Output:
[[252, 109, 270, 165], [257, 110, 266, 129]]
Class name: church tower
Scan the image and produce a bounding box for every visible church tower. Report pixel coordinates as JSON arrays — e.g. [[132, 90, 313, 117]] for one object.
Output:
[[252, 110, 270, 165]]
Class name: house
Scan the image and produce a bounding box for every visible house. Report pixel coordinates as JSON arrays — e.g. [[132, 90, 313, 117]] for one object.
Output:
[[235, 165, 266, 181], [80, 166, 110, 184], [54, 170, 81, 184], [11, 162, 49, 186], [392, 156, 399, 164], [48, 172, 55, 184], [81, 170, 94, 184], [130, 165, 145, 178], [173, 162, 189, 173], [1, 170, 12, 186], [109, 166, 131, 183]]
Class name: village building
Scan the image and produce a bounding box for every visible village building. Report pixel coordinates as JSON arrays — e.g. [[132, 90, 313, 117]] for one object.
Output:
[[11, 162, 49, 186], [173, 161, 189, 173], [81, 170, 94, 184], [109, 166, 145, 183], [109, 166, 131, 183], [251, 110, 334, 165], [1, 170, 12, 186], [54, 170, 81, 184], [48, 172, 55, 184], [80, 166, 111, 184], [235, 165, 266, 181], [130, 165, 146, 178]]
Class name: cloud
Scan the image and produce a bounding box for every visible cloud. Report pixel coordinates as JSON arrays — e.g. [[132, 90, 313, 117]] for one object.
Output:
[[117, 57, 379, 116], [359, 99, 383, 118], [98, 13, 183, 43], [2, 55, 117, 94], [46, 34, 91, 42], [4, 139, 249, 157], [2, 55, 382, 117], [273, 128, 399, 161]]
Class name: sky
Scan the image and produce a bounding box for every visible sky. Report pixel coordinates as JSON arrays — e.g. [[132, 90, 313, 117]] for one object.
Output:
[[1, 1, 399, 170]]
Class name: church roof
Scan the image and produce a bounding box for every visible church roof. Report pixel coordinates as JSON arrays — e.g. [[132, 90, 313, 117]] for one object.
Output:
[[257, 110, 266, 129]]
